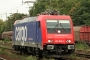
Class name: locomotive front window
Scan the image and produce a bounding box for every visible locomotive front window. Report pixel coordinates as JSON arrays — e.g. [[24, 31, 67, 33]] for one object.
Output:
[[46, 20, 71, 34]]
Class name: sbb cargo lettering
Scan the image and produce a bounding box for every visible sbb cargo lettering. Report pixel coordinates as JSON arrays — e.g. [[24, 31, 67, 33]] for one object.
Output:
[[15, 26, 27, 41]]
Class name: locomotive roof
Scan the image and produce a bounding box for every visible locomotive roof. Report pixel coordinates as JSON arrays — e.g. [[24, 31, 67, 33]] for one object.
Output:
[[14, 17, 37, 25]]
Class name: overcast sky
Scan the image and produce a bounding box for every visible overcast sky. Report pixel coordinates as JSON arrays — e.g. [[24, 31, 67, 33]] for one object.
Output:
[[0, 0, 36, 21]]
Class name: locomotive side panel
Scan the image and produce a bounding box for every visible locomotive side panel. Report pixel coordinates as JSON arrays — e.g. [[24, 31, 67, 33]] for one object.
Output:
[[13, 21, 38, 47]]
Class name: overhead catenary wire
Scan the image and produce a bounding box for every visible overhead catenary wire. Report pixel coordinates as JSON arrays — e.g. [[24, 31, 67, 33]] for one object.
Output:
[[0, 3, 25, 20], [0, 0, 10, 4], [0, 0, 36, 20], [0, 0, 36, 15], [0, 4, 25, 15]]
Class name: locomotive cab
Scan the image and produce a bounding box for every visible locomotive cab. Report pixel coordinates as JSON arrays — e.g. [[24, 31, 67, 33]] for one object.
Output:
[[37, 15, 75, 55]]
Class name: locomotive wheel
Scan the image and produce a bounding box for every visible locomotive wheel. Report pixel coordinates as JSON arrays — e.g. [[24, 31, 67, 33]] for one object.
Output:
[[32, 47, 36, 56], [35, 48, 39, 56], [20, 48, 24, 55], [68, 50, 74, 54], [13, 46, 19, 51], [19, 47, 27, 55], [35, 48, 42, 57], [23, 48, 28, 55]]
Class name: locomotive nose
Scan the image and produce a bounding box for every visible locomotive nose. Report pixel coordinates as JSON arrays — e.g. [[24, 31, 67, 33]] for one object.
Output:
[[47, 35, 66, 44], [53, 37, 66, 44], [47, 34, 74, 44]]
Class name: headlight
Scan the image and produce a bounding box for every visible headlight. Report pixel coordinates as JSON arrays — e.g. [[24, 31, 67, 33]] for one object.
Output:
[[66, 40, 71, 43], [48, 40, 53, 43]]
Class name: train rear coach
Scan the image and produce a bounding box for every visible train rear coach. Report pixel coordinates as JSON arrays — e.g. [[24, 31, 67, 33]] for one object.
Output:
[[12, 14, 75, 57]]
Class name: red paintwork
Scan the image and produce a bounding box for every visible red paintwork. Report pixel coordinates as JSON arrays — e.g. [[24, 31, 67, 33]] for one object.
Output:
[[47, 34, 74, 44], [37, 15, 74, 49], [80, 26, 90, 42]]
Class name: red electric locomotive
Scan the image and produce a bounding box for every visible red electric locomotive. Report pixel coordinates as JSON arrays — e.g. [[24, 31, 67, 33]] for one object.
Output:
[[12, 10, 75, 58]]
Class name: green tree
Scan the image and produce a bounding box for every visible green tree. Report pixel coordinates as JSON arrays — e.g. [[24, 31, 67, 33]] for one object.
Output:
[[5, 13, 27, 31], [71, 0, 90, 25], [0, 19, 4, 33], [29, 0, 90, 26], [29, 0, 46, 16]]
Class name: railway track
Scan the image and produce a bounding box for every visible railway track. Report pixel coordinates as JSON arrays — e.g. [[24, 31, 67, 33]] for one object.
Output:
[[0, 57, 6, 60], [0, 42, 13, 51], [0, 42, 73, 59], [75, 50, 90, 58], [0, 44, 20, 55], [1, 47, 90, 60], [0, 42, 12, 46], [45, 54, 74, 60], [76, 53, 90, 58], [0, 46, 19, 54], [50, 50, 90, 60], [1, 42, 90, 60]]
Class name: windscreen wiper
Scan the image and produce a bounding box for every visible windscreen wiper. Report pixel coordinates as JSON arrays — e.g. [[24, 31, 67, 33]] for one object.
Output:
[[59, 21, 65, 31], [51, 24, 58, 31]]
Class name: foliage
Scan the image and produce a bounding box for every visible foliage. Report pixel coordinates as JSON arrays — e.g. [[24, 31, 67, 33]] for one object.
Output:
[[3, 38, 11, 43], [69, 54, 76, 59], [29, 0, 90, 26], [0, 13, 27, 33], [42, 58, 54, 60], [5, 13, 27, 31], [75, 42, 89, 50], [25, 56, 38, 60], [0, 19, 4, 33]]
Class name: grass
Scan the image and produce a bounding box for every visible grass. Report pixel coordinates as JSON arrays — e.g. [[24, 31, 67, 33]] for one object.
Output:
[[0, 40, 55, 60], [69, 42, 90, 59], [0, 48, 35, 60], [75, 42, 89, 50], [69, 54, 76, 59], [2, 38, 11, 43], [43, 58, 54, 60], [0, 47, 55, 60], [0, 40, 89, 60], [25, 56, 38, 60]]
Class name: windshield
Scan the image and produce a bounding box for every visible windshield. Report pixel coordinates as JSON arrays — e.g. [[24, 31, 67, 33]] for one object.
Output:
[[46, 20, 71, 34]]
